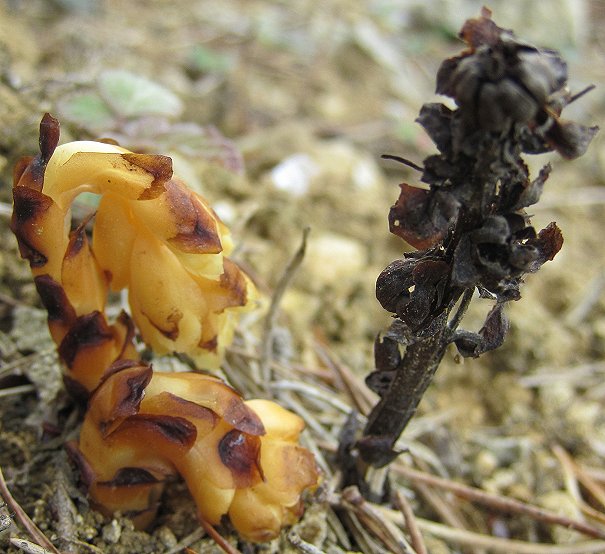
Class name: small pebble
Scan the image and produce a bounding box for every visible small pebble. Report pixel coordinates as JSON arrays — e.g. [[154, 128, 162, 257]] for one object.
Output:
[[271, 153, 319, 197], [474, 449, 498, 479], [305, 232, 366, 286], [80, 525, 98, 541], [483, 468, 517, 494], [156, 525, 178, 548], [102, 519, 122, 544]]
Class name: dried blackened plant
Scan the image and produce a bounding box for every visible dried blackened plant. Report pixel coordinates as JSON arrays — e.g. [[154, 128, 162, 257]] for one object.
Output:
[[346, 9, 598, 473], [11, 115, 318, 541]]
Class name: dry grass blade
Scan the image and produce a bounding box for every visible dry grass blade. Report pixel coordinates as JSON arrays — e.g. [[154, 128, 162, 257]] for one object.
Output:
[[0, 467, 60, 554], [361, 501, 605, 554], [577, 472, 605, 513], [519, 362, 605, 388], [414, 480, 471, 535], [198, 518, 242, 554], [552, 444, 584, 505], [393, 464, 605, 540], [326, 505, 353, 550], [288, 530, 327, 554], [580, 508, 605, 527], [164, 527, 205, 554], [552, 445, 605, 525], [534, 187, 605, 210], [9, 538, 56, 554], [409, 518, 605, 554], [568, 456, 605, 510], [270, 379, 351, 414], [341, 486, 417, 554], [276, 391, 335, 478], [582, 467, 605, 484], [0, 291, 28, 308], [0, 385, 36, 398], [260, 226, 310, 386], [407, 458, 479, 552], [394, 489, 428, 554], [565, 271, 605, 326], [332, 489, 605, 553], [338, 508, 389, 554], [0, 350, 56, 380], [313, 340, 375, 415]]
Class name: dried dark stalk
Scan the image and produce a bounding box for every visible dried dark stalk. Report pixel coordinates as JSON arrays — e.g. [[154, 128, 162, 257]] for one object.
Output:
[[339, 8, 598, 480], [360, 327, 450, 466]]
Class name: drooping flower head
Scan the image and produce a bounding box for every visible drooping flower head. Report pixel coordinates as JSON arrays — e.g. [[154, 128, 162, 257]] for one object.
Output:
[[12, 114, 256, 391], [12, 115, 319, 541], [69, 361, 319, 542]]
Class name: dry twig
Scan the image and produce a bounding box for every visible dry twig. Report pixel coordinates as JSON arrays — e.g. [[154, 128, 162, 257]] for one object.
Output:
[[394, 489, 428, 554], [0, 385, 36, 398], [288, 530, 327, 554], [9, 538, 56, 554], [552, 445, 605, 526], [260, 227, 310, 387], [341, 486, 418, 554], [164, 527, 205, 554], [313, 340, 375, 415], [198, 518, 242, 554], [393, 464, 605, 540], [554, 446, 605, 510], [333, 490, 605, 553], [406, 518, 605, 554], [0, 467, 60, 554]]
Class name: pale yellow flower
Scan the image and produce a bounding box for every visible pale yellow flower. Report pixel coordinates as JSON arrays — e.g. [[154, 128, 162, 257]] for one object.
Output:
[[12, 114, 256, 389], [73, 362, 319, 542]]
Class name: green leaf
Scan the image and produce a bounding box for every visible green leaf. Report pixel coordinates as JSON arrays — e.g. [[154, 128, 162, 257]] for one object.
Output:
[[189, 45, 233, 73], [74, 192, 101, 210], [98, 69, 183, 119], [57, 92, 115, 131]]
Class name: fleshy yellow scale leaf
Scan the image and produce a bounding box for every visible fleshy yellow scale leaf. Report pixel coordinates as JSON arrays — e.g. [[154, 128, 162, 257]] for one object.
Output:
[[228, 488, 284, 543], [93, 194, 137, 290], [245, 399, 305, 441], [129, 230, 207, 354], [188, 476, 235, 525], [62, 226, 108, 315]]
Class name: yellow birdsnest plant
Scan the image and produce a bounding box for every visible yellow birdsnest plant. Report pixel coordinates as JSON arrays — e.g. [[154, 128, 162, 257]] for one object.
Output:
[[12, 114, 255, 391], [11, 114, 319, 542], [70, 361, 318, 543]]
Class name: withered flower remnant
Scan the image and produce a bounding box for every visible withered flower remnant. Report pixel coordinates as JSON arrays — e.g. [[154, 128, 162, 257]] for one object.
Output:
[[70, 361, 318, 542], [12, 114, 256, 391], [343, 9, 598, 473]]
